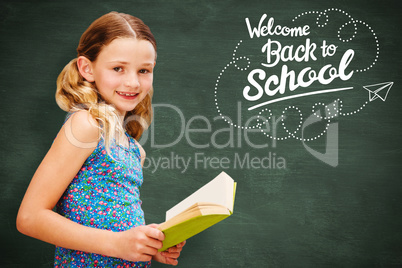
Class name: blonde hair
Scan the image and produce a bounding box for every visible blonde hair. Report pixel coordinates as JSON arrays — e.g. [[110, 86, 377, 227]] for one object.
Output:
[[55, 12, 156, 153]]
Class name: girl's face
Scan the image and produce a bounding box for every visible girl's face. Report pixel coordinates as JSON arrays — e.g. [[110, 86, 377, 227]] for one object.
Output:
[[90, 38, 156, 116]]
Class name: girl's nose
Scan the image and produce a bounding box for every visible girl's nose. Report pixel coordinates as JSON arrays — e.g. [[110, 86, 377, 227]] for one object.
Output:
[[124, 73, 140, 88]]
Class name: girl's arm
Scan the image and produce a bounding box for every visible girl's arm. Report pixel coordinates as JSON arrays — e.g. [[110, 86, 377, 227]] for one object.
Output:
[[16, 111, 164, 262]]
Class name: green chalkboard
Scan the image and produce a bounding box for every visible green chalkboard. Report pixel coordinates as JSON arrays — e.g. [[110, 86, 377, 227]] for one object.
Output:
[[1, 0, 401, 267]]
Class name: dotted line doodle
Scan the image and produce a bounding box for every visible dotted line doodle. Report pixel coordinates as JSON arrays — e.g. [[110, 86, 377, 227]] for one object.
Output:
[[214, 40, 255, 130], [293, 8, 379, 72]]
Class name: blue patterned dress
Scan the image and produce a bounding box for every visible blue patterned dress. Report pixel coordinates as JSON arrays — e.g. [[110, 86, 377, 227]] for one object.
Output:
[[54, 131, 151, 267]]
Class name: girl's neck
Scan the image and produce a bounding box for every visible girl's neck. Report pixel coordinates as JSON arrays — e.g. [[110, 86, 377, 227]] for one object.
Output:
[[117, 113, 125, 124]]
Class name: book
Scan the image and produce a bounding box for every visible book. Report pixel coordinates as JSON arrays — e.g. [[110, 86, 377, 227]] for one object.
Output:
[[157, 171, 237, 252]]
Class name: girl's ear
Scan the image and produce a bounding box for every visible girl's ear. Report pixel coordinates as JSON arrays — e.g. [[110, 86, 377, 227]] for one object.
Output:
[[77, 56, 95, 82]]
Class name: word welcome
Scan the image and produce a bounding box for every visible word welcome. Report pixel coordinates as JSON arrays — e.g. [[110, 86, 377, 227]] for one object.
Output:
[[245, 14, 310, 39]]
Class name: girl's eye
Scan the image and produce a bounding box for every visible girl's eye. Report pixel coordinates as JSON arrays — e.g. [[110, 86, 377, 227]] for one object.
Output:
[[113, 67, 123, 72], [139, 69, 149, 74]]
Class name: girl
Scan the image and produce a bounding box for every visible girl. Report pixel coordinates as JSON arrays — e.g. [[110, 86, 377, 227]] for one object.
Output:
[[16, 11, 185, 267]]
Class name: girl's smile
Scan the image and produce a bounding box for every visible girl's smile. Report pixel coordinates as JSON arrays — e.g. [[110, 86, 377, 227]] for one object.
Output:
[[116, 91, 140, 98]]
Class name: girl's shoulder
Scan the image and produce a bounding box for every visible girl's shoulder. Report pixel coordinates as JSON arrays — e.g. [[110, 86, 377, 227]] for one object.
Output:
[[128, 137, 146, 166], [62, 110, 100, 149], [133, 139, 146, 159]]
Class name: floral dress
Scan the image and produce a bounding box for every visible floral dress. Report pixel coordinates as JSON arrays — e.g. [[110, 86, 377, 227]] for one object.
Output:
[[54, 132, 151, 267]]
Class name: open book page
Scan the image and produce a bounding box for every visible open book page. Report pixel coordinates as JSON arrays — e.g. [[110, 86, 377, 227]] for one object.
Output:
[[165, 172, 235, 221]]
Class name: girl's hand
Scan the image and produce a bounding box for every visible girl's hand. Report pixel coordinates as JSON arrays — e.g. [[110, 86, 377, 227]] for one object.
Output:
[[152, 241, 186, 266], [114, 224, 165, 262]]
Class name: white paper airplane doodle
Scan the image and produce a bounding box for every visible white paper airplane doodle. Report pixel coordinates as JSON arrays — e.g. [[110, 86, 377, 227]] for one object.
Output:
[[363, 82, 393, 102]]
